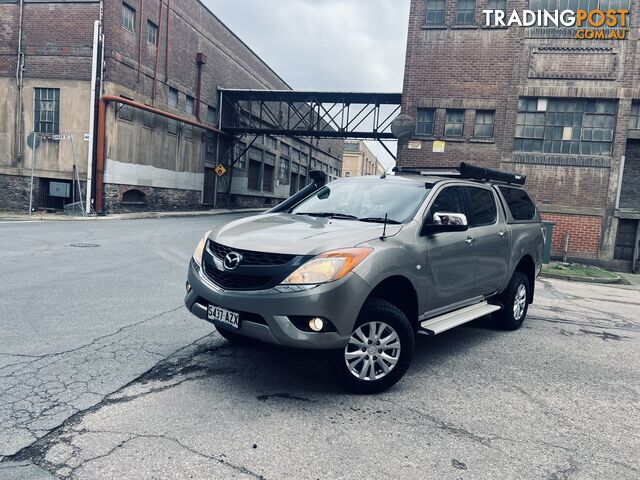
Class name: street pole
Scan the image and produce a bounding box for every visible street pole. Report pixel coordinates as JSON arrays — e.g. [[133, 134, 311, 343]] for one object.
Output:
[[28, 133, 36, 215]]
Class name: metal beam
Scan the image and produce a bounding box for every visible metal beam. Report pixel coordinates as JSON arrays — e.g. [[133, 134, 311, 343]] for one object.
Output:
[[220, 89, 402, 140]]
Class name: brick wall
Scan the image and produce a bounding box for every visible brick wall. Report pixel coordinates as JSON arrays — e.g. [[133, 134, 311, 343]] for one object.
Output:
[[398, 0, 639, 261], [541, 213, 603, 258]]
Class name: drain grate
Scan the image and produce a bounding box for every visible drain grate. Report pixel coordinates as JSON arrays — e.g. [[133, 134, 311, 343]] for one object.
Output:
[[69, 243, 100, 248]]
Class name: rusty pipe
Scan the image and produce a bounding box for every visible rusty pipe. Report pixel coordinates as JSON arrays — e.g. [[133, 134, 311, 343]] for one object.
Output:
[[95, 95, 227, 213]]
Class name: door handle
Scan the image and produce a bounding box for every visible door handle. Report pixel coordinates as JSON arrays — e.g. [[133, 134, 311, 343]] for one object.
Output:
[[465, 237, 474, 245], [498, 231, 506, 238]]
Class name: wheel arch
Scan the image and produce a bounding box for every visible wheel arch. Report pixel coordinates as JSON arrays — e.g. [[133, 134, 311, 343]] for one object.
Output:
[[514, 254, 536, 303], [367, 275, 419, 331]]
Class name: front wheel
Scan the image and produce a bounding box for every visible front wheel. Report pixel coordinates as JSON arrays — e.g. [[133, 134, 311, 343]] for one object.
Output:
[[495, 271, 530, 330], [328, 298, 415, 394]]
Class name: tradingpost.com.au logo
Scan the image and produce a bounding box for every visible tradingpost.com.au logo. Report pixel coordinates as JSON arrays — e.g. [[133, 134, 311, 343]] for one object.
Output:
[[483, 8, 630, 39]]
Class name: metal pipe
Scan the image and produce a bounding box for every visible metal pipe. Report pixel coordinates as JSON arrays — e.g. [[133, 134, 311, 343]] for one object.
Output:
[[165, 0, 170, 80], [136, 0, 143, 82], [95, 95, 227, 213], [85, 20, 101, 214], [151, 0, 164, 103], [15, 0, 25, 164]]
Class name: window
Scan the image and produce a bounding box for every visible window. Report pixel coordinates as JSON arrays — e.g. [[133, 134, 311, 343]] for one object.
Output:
[[427, 186, 466, 223], [292, 180, 431, 224], [487, 0, 507, 13], [466, 187, 497, 226], [168, 87, 178, 108], [143, 110, 156, 128], [234, 142, 247, 170], [279, 158, 290, 182], [117, 96, 134, 122], [456, 0, 476, 25], [630, 102, 640, 130], [425, 0, 446, 26], [265, 136, 278, 150], [474, 110, 495, 138], [205, 132, 217, 162], [444, 109, 465, 137], [281, 144, 290, 157], [122, 3, 135, 32], [416, 108, 435, 136], [514, 97, 617, 156], [184, 96, 195, 139], [344, 142, 360, 152], [146, 20, 158, 46], [34, 88, 60, 134], [498, 186, 537, 221], [207, 105, 217, 125]]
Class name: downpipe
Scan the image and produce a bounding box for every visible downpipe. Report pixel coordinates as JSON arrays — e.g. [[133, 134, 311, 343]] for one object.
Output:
[[86, 19, 101, 214], [15, 0, 25, 165]]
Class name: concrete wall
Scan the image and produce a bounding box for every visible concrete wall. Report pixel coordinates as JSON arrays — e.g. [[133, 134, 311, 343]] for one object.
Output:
[[0, 0, 344, 212]]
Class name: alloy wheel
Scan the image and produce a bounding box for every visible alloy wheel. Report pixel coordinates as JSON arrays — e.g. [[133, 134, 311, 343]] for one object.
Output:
[[344, 321, 401, 381], [513, 283, 527, 321]]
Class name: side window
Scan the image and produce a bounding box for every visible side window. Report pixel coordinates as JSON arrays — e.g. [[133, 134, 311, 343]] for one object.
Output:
[[427, 186, 466, 223], [499, 186, 536, 221], [466, 187, 497, 226]]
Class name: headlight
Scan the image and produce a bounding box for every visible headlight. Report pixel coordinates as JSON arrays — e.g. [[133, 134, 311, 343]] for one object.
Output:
[[281, 248, 373, 285], [192, 231, 211, 266]]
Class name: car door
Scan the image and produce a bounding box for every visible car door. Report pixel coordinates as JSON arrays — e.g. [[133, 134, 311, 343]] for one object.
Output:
[[424, 185, 478, 312], [465, 186, 510, 296]]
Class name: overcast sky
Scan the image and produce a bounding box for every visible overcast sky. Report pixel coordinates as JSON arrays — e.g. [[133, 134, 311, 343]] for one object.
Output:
[[204, 0, 411, 168]]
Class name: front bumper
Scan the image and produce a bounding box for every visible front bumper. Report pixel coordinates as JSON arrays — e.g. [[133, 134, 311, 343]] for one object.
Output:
[[184, 259, 371, 350]]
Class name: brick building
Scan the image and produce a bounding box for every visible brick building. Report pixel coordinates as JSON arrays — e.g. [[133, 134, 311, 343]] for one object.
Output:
[[0, 0, 343, 213], [397, 0, 640, 269], [342, 141, 385, 177]]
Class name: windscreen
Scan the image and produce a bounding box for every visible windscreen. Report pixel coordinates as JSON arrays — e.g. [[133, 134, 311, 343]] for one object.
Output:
[[291, 179, 430, 223]]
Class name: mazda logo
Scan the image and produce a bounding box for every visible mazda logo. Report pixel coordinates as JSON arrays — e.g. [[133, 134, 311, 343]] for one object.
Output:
[[223, 252, 242, 270]]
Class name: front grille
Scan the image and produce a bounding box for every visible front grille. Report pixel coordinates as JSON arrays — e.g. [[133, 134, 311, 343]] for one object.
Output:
[[209, 241, 295, 266], [204, 264, 274, 291]]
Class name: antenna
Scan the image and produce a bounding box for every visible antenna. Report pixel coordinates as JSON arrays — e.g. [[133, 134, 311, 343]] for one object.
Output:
[[380, 213, 389, 240]]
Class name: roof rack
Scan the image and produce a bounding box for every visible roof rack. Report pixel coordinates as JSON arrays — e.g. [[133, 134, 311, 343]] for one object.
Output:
[[393, 162, 526, 186]]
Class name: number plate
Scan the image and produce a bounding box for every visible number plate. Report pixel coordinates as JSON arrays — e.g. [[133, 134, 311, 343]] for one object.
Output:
[[207, 305, 240, 329]]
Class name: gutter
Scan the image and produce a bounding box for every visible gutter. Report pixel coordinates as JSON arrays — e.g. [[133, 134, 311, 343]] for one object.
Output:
[[95, 95, 228, 213]]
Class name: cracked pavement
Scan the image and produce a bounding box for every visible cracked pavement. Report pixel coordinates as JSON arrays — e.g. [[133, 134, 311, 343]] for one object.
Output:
[[1, 217, 639, 479]]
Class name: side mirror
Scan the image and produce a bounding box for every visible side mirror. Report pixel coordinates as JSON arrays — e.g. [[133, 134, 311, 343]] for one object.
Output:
[[421, 212, 469, 236]]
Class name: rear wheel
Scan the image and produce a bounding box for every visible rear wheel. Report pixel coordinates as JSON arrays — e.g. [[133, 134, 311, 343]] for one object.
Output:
[[328, 298, 415, 394], [495, 271, 530, 330]]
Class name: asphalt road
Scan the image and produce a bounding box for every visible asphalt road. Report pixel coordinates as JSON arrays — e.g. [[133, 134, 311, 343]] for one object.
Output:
[[1, 216, 639, 479]]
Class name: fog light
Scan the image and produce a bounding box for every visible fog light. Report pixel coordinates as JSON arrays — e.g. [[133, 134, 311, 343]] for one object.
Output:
[[308, 317, 324, 332], [186, 282, 192, 293]]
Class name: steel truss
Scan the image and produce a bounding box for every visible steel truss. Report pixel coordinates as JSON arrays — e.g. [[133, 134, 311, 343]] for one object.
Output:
[[219, 89, 402, 139]]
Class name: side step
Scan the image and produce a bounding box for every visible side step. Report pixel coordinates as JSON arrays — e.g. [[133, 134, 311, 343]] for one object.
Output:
[[419, 301, 501, 336]]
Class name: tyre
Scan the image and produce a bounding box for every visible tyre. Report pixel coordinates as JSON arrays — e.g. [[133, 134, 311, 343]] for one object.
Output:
[[215, 325, 258, 346], [328, 298, 415, 394], [495, 271, 530, 330]]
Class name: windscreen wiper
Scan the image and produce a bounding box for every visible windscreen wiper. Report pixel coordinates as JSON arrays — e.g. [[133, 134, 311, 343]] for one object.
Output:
[[296, 212, 359, 221], [359, 217, 402, 224]]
